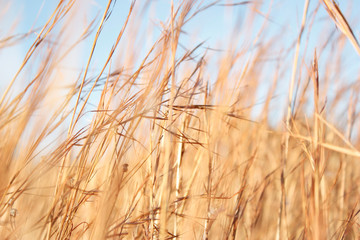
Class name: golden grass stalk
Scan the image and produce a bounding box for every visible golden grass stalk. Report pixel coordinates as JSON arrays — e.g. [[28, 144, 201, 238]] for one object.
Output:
[[321, 0, 360, 56], [280, 1, 310, 239]]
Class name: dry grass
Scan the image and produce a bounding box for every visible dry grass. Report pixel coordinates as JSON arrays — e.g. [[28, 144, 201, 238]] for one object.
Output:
[[1, 0, 360, 239]]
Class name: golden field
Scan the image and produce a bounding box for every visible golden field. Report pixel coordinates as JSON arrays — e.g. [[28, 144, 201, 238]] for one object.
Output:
[[1, 0, 360, 239]]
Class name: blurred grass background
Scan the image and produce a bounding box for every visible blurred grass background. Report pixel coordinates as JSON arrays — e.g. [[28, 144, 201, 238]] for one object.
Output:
[[0, 0, 360, 239]]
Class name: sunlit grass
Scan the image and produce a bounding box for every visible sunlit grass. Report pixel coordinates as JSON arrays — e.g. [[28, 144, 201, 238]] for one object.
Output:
[[0, 0, 360, 239]]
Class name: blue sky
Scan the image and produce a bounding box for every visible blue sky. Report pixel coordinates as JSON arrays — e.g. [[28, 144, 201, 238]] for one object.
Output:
[[2, 0, 359, 78]]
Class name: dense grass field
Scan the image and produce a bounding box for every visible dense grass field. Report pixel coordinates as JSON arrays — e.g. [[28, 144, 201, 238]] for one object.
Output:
[[1, 0, 360, 239]]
